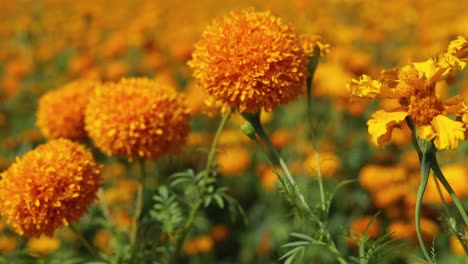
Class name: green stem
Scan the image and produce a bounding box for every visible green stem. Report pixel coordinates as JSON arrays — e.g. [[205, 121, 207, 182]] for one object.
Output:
[[306, 49, 319, 141], [433, 175, 450, 216], [430, 155, 468, 228], [242, 112, 310, 214], [172, 108, 233, 263], [97, 188, 113, 224], [131, 159, 146, 247], [241, 113, 293, 184], [69, 223, 103, 260], [313, 149, 326, 212], [415, 153, 434, 264], [433, 175, 468, 255]]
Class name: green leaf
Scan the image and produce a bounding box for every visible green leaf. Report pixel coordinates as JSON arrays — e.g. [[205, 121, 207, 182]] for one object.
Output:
[[213, 194, 224, 208]]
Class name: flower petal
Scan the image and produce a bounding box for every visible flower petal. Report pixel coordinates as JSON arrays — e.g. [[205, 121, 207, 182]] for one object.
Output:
[[347, 75, 382, 99], [418, 125, 436, 142], [367, 110, 408, 146], [431, 115, 465, 149]]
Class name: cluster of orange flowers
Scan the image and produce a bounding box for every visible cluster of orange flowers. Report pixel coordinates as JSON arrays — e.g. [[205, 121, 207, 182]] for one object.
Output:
[[1, 0, 468, 261], [0, 73, 191, 239]]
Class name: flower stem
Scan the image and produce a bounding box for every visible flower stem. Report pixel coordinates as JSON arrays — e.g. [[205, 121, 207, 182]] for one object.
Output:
[[98, 188, 113, 224], [429, 154, 468, 228], [131, 159, 146, 247], [313, 149, 326, 212], [415, 152, 434, 264], [241, 112, 310, 215], [172, 108, 233, 263], [433, 175, 468, 255]]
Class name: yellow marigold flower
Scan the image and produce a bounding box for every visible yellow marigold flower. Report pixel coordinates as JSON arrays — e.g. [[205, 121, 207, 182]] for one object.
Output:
[[305, 151, 341, 178], [439, 36, 468, 71], [188, 8, 309, 113], [85, 78, 191, 160], [27, 236, 60, 255], [94, 229, 113, 254], [346, 74, 384, 99], [348, 37, 468, 150], [103, 179, 139, 204], [0, 139, 101, 237], [0, 235, 16, 253], [257, 164, 279, 191], [36, 80, 100, 140], [216, 145, 251, 175], [299, 34, 330, 57]]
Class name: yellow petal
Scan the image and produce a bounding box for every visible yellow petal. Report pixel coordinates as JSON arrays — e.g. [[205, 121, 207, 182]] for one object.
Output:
[[367, 110, 408, 146], [418, 125, 436, 141], [431, 115, 465, 150], [447, 36, 468, 54], [413, 58, 439, 80], [347, 75, 382, 99]]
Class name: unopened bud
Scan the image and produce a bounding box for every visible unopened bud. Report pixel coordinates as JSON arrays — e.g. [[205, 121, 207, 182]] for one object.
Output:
[[241, 122, 256, 140]]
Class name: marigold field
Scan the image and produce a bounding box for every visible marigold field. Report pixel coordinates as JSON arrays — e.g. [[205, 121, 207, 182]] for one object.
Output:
[[1, 1, 468, 264]]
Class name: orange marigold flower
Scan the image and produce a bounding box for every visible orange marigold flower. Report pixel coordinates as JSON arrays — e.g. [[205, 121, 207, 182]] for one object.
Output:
[[36, 80, 100, 140], [346, 215, 381, 246], [85, 78, 191, 160], [188, 8, 309, 113], [0, 139, 102, 237]]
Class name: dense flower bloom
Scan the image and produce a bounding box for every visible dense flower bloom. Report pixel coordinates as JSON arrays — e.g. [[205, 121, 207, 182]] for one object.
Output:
[[36, 80, 100, 140], [188, 8, 309, 113], [0, 139, 101, 237], [347, 37, 468, 149], [85, 78, 191, 160]]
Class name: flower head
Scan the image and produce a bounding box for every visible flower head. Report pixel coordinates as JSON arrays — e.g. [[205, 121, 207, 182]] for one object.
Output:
[[347, 37, 468, 150], [188, 8, 309, 113], [0, 139, 101, 237], [85, 78, 191, 160], [36, 80, 100, 140]]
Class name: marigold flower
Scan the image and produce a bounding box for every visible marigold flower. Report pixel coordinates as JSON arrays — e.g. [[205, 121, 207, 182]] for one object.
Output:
[[188, 8, 309, 113], [305, 151, 341, 178], [346, 216, 381, 246], [94, 229, 113, 254], [216, 146, 251, 175], [0, 139, 102, 237], [211, 225, 230, 241], [183, 235, 214, 255], [36, 80, 100, 140], [85, 78, 191, 160], [27, 236, 61, 255], [347, 37, 468, 149], [299, 34, 330, 57], [0, 235, 16, 253], [388, 219, 438, 243]]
